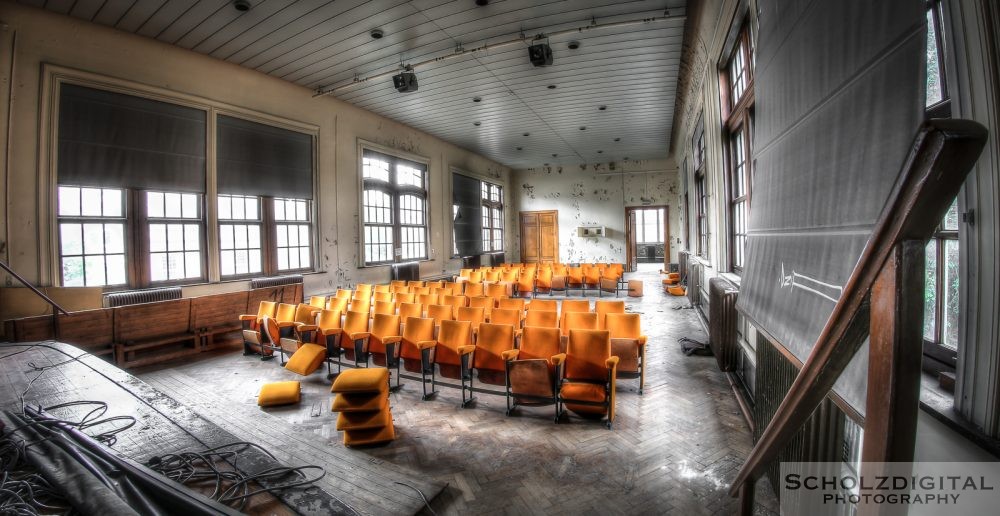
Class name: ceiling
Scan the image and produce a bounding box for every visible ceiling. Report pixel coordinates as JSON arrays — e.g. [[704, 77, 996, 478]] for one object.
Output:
[[20, 0, 687, 169]]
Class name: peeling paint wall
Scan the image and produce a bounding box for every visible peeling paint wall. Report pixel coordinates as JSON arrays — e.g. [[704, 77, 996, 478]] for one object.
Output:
[[513, 159, 681, 264]]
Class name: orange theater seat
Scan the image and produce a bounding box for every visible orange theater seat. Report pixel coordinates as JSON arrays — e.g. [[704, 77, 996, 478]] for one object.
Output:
[[559, 329, 618, 428], [595, 300, 626, 330], [606, 313, 648, 394], [367, 313, 402, 372], [239, 300, 276, 356], [456, 306, 486, 336], [428, 319, 475, 405], [398, 316, 437, 394], [465, 322, 515, 408], [504, 325, 564, 420], [340, 311, 371, 367], [524, 309, 558, 329], [527, 299, 558, 312]]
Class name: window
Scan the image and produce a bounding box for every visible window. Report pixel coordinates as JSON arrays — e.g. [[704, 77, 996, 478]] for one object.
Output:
[[218, 195, 262, 277], [274, 198, 311, 271], [924, 199, 959, 350], [482, 183, 504, 252], [695, 172, 709, 258], [635, 208, 665, 244], [146, 191, 203, 282], [58, 186, 127, 287], [925, 0, 950, 116], [361, 149, 429, 265], [722, 22, 755, 272]]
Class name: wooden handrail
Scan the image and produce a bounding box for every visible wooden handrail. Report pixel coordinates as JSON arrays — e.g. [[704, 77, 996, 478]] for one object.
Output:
[[729, 119, 988, 498], [0, 259, 69, 315]]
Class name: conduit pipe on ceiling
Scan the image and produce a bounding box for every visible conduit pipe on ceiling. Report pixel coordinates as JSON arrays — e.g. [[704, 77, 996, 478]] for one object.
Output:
[[313, 13, 686, 98]]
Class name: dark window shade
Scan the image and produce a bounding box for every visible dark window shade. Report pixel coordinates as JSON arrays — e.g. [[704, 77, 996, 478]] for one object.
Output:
[[217, 115, 313, 199], [452, 173, 483, 257], [58, 84, 207, 193]]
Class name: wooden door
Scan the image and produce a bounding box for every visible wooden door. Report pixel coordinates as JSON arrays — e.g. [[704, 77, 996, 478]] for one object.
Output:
[[625, 209, 638, 272], [519, 210, 558, 263]]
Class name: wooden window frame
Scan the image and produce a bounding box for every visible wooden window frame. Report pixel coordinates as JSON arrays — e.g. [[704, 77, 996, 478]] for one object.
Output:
[[721, 21, 755, 274], [481, 183, 504, 253], [695, 171, 709, 259], [359, 146, 430, 266]]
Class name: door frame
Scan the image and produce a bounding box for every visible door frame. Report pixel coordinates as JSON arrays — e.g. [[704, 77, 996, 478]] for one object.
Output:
[[625, 205, 670, 271], [519, 210, 559, 263]]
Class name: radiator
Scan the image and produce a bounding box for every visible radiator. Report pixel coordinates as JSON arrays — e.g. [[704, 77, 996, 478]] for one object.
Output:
[[708, 277, 739, 372], [687, 260, 702, 307], [390, 261, 420, 282], [250, 275, 303, 289], [678, 251, 689, 282], [104, 287, 182, 308]]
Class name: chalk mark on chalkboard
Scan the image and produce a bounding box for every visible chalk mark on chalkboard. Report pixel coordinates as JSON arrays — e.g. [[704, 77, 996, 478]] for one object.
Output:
[[779, 263, 843, 303]]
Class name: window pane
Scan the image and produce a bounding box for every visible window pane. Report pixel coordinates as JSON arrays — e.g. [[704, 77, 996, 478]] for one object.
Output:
[[164, 193, 182, 217], [274, 198, 285, 220], [83, 223, 105, 254], [147, 192, 164, 218], [221, 250, 235, 276], [182, 194, 197, 218], [218, 195, 232, 220], [220, 224, 234, 250], [923, 240, 938, 341], [276, 225, 287, 247], [61, 223, 83, 255], [943, 239, 959, 349], [363, 157, 390, 182], [248, 250, 262, 273], [925, 9, 943, 106], [278, 249, 288, 270], [245, 197, 258, 220], [150, 253, 168, 282], [106, 254, 126, 285], [943, 197, 959, 231], [103, 189, 122, 217], [62, 256, 84, 286], [81, 188, 102, 216], [296, 200, 307, 221], [184, 224, 200, 250], [300, 247, 310, 268], [185, 251, 201, 279], [59, 187, 80, 216], [248, 225, 261, 248], [84, 255, 106, 286], [104, 224, 124, 254], [232, 195, 246, 219], [167, 224, 184, 251]]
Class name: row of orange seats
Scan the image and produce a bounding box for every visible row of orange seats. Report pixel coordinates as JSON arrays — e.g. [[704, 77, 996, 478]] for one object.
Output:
[[458, 263, 626, 296]]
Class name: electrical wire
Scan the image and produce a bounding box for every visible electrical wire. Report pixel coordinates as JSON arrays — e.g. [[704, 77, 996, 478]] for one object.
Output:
[[394, 481, 439, 516]]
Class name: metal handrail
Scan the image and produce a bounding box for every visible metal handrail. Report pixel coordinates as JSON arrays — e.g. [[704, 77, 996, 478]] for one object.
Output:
[[0, 260, 69, 315]]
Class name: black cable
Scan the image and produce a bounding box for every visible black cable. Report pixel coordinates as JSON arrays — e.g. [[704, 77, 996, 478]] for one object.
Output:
[[394, 481, 439, 516]]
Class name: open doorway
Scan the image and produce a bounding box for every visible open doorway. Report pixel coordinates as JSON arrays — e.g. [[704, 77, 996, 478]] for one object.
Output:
[[625, 206, 669, 272]]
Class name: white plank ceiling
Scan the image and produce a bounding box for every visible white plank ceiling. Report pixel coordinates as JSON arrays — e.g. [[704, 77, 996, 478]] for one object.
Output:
[[21, 0, 687, 168]]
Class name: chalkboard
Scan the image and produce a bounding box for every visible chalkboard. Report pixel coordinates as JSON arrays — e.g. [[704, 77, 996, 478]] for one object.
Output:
[[453, 172, 484, 257], [736, 0, 926, 417]]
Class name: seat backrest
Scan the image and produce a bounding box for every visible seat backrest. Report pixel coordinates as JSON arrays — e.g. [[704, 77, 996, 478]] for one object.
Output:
[[373, 291, 393, 302], [371, 313, 401, 339], [256, 301, 278, 320], [595, 300, 626, 329], [524, 310, 558, 328], [456, 306, 485, 327], [561, 311, 599, 336], [565, 329, 611, 381], [484, 269, 501, 282], [459, 268, 472, 278], [426, 280, 444, 289], [349, 299, 371, 315], [469, 296, 493, 314], [413, 286, 431, 295], [527, 299, 558, 312], [275, 303, 296, 323], [374, 300, 396, 315], [391, 285, 409, 294], [489, 308, 521, 328], [442, 295, 468, 309], [335, 289, 352, 299], [486, 283, 507, 299], [308, 296, 326, 309], [553, 264, 568, 276], [356, 283, 373, 294], [435, 319, 473, 365], [474, 322, 515, 371], [427, 304, 454, 325], [394, 292, 416, 304], [317, 309, 342, 331], [327, 297, 349, 313], [501, 270, 519, 283], [498, 298, 525, 312], [402, 316, 435, 343], [561, 299, 591, 317], [520, 326, 562, 360], [584, 267, 602, 282], [343, 311, 370, 334], [374, 284, 391, 293], [447, 282, 464, 296], [418, 293, 439, 306], [463, 282, 482, 297], [408, 280, 425, 288], [390, 280, 407, 288], [294, 303, 319, 325], [537, 268, 553, 282], [606, 313, 642, 339], [398, 302, 423, 320], [567, 267, 584, 282], [468, 271, 483, 283]]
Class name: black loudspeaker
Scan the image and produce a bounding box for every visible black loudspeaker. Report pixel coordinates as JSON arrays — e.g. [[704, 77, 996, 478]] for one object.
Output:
[[392, 72, 418, 92], [528, 43, 553, 67]]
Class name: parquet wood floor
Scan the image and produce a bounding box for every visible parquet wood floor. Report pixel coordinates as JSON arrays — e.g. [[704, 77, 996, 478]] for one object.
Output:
[[135, 269, 779, 515]]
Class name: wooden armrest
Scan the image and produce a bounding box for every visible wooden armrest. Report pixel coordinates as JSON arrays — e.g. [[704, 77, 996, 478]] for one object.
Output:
[[550, 353, 566, 366], [348, 331, 371, 341], [275, 321, 296, 328], [296, 324, 318, 332], [239, 314, 257, 321], [457, 345, 476, 356], [382, 336, 402, 344], [319, 328, 343, 337], [501, 349, 519, 361], [416, 340, 437, 350], [606, 356, 620, 368]]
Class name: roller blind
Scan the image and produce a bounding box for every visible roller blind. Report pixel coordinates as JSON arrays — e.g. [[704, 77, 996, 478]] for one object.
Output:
[[58, 84, 206, 192], [735, 0, 925, 416], [217, 115, 313, 199], [452, 173, 483, 257]]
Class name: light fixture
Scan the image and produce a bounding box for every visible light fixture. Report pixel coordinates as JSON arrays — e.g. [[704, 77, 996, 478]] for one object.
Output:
[[614, 137, 621, 142], [370, 28, 384, 39], [474, 121, 481, 126], [529, 39, 554, 67], [392, 66, 418, 92], [552, 153, 558, 157], [473, 96, 482, 102], [597, 150, 603, 154], [547, 84, 557, 89], [476, 0, 490, 5], [579, 126, 586, 130], [568, 41, 580, 50], [233, 0, 251, 11], [523, 132, 530, 136], [516, 146, 523, 150], [543, 163, 550, 166], [598, 105, 607, 111]]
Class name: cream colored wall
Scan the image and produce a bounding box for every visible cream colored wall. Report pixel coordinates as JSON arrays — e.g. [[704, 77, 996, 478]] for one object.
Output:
[[512, 159, 681, 265], [0, 3, 511, 316]]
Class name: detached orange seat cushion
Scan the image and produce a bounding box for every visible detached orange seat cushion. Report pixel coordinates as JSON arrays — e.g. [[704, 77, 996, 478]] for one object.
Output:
[[667, 285, 687, 296], [343, 420, 396, 446], [284, 343, 327, 376], [560, 382, 607, 403], [258, 381, 301, 407], [331, 367, 389, 394]]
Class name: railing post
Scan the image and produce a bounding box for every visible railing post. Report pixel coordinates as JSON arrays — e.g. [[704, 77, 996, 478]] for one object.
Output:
[[738, 478, 756, 516], [859, 240, 925, 516]]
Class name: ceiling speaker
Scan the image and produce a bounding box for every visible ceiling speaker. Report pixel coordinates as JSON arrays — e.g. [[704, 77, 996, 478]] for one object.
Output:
[[392, 71, 418, 92], [528, 43, 553, 67]]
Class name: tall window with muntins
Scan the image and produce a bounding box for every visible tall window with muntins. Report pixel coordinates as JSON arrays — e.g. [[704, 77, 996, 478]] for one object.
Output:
[[58, 186, 127, 287], [925, 0, 950, 116], [695, 172, 709, 258], [482, 183, 504, 252], [275, 198, 311, 271], [635, 208, 664, 244], [218, 194, 261, 277], [722, 21, 755, 273], [361, 149, 428, 265], [924, 199, 959, 350], [147, 191, 203, 282]]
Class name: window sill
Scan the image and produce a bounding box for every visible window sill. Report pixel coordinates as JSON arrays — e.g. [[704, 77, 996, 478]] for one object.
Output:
[[358, 258, 433, 269], [720, 272, 742, 288], [919, 372, 1000, 459]]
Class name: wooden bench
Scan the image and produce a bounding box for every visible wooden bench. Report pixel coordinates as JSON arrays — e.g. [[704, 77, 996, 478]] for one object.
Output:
[[6, 309, 115, 359], [190, 291, 249, 351], [114, 299, 198, 368]]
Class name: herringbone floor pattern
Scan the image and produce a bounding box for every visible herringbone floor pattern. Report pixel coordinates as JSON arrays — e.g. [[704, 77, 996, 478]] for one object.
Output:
[[136, 267, 779, 515]]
